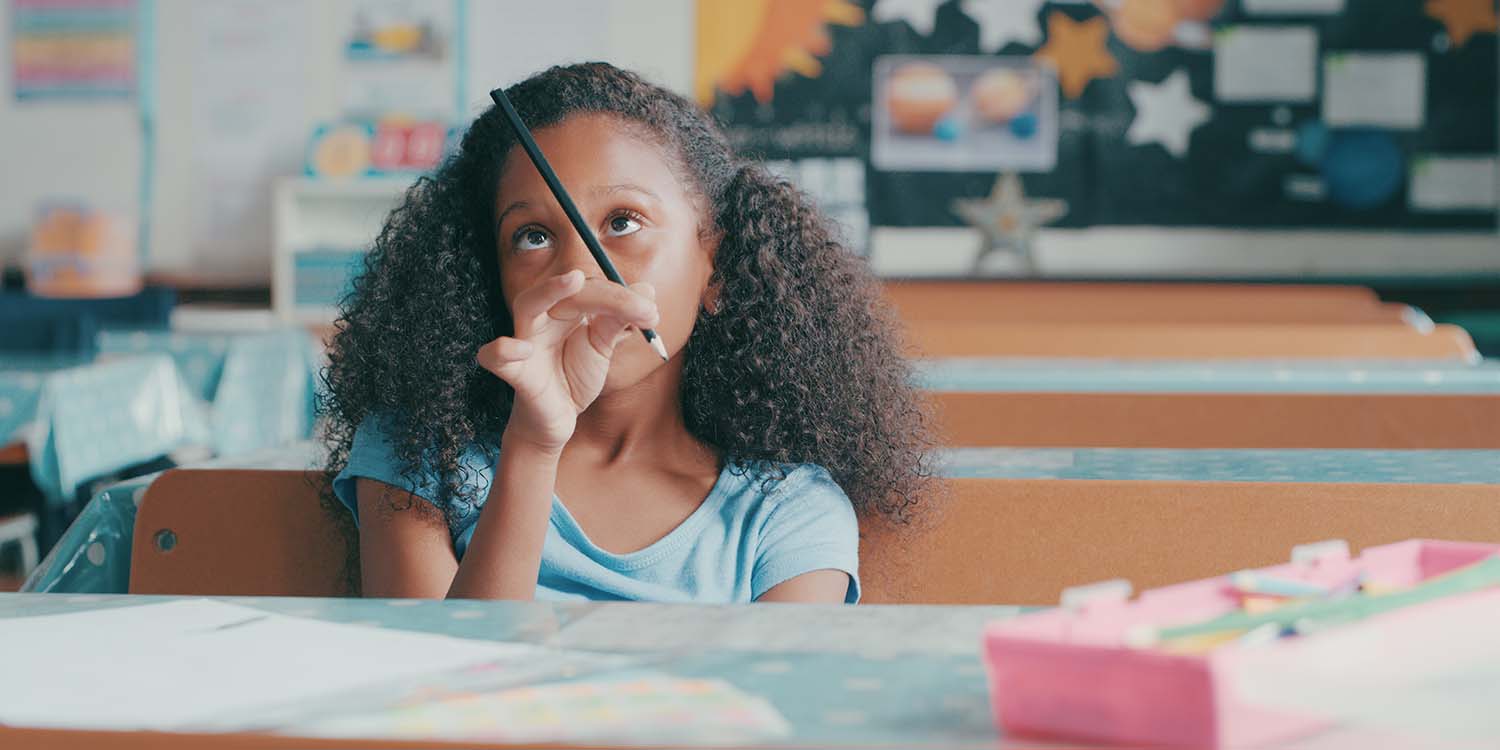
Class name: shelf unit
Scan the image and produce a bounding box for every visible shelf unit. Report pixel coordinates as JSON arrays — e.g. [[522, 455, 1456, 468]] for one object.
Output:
[[271, 177, 412, 325]]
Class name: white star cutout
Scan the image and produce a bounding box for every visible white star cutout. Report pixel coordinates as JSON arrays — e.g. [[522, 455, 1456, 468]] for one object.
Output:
[[959, 0, 1046, 52], [872, 0, 946, 36], [1126, 69, 1211, 159], [952, 173, 1068, 272]]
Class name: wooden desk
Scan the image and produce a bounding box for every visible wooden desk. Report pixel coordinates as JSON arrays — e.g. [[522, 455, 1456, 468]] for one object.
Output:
[[920, 360, 1500, 448], [884, 280, 1399, 325], [863, 478, 1500, 605], [903, 321, 1477, 360]]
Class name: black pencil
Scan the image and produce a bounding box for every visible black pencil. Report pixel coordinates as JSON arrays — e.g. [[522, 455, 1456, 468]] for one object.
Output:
[[489, 87, 670, 361]]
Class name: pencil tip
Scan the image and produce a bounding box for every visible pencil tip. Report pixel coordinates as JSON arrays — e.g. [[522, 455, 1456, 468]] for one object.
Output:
[[649, 335, 669, 361]]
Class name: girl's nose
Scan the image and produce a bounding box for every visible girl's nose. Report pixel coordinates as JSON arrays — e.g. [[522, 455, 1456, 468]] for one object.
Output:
[[551, 234, 601, 280]]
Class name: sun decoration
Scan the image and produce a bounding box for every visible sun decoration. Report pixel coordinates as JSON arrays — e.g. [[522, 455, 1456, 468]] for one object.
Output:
[[696, 0, 866, 106], [1424, 0, 1499, 49], [1033, 12, 1119, 99]]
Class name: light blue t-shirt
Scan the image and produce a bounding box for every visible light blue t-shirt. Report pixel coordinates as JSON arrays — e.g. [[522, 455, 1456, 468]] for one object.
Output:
[[332, 417, 861, 603]]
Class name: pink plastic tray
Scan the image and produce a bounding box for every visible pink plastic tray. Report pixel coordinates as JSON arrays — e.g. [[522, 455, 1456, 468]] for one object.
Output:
[[982, 539, 1500, 748]]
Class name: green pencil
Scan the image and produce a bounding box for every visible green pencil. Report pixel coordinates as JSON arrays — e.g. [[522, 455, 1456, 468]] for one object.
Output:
[[1140, 556, 1500, 647]]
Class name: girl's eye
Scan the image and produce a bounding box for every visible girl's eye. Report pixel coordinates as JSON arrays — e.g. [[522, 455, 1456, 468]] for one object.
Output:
[[605, 213, 642, 237], [513, 228, 552, 252]]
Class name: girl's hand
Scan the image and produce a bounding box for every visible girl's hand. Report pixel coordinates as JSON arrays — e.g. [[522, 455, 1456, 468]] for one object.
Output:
[[476, 270, 659, 453]]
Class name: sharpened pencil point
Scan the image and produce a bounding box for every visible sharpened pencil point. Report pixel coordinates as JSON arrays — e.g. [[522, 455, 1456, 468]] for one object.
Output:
[[649, 334, 669, 361]]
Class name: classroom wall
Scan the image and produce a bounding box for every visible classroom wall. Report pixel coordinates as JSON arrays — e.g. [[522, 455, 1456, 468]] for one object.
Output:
[[0, 0, 1495, 282], [0, 0, 693, 282]]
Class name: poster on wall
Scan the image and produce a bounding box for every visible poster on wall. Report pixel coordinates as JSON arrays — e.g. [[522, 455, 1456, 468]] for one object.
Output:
[[186, 0, 311, 275], [695, 0, 875, 253], [10, 0, 136, 99], [338, 0, 459, 119], [696, 0, 1500, 274]]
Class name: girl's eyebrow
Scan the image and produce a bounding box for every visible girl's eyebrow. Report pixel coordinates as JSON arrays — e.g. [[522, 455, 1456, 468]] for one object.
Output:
[[495, 200, 530, 234], [592, 183, 661, 202]]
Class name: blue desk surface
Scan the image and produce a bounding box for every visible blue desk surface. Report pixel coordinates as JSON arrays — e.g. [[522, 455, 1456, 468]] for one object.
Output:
[[0, 354, 110, 443], [939, 448, 1500, 484], [0, 329, 320, 504], [0, 353, 204, 503], [917, 358, 1500, 394], [0, 593, 1016, 747], [0, 592, 1483, 747]]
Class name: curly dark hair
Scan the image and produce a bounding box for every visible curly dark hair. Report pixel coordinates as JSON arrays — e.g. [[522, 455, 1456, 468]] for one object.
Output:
[[319, 62, 935, 540]]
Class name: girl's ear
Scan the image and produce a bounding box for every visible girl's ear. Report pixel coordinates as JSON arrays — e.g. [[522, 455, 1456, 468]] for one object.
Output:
[[701, 279, 723, 315], [698, 222, 724, 315]]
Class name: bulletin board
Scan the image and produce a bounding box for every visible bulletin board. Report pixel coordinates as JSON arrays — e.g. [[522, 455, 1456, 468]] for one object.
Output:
[[696, 0, 1499, 237]]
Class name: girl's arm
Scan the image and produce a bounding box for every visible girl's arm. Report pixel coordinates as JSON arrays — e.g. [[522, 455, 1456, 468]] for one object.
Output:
[[452, 271, 658, 600], [756, 570, 853, 603], [445, 435, 560, 600], [354, 478, 458, 598], [351, 438, 561, 601]]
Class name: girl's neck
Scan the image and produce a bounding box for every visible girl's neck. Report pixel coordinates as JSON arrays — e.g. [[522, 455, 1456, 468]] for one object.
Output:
[[569, 359, 708, 469]]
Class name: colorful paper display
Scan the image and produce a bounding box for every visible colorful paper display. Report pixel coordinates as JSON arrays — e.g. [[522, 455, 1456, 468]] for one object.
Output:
[[10, 0, 136, 99]]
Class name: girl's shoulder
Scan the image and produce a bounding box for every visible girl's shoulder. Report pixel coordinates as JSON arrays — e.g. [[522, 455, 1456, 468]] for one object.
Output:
[[722, 459, 852, 515]]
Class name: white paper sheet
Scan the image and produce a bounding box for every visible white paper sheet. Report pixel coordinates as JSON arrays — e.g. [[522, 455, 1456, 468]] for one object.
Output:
[[1323, 53, 1425, 130], [1410, 156, 1499, 212], [1243, 0, 1344, 14], [1214, 26, 1318, 103], [0, 600, 541, 730], [1231, 589, 1500, 744]]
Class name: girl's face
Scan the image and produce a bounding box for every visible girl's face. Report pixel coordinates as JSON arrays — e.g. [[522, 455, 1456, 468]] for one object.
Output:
[[493, 114, 714, 393]]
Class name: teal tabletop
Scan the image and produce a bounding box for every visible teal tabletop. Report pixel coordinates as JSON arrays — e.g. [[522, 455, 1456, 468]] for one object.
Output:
[[939, 447, 1500, 483], [1, 353, 208, 504], [26, 442, 1500, 597], [97, 329, 321, 457], [0, 328, 320, 509], [0, 593, 1019, 748], [917, 358, 1500, 394], [0, 593, 1475, 748], [0, 354, 91, 443]]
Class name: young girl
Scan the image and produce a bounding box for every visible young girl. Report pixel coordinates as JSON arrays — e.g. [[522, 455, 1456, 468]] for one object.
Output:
[[321, 62, 932, 603]]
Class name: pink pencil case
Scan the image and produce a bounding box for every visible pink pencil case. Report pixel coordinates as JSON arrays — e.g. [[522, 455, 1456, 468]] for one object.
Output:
[[982, 539, 1500, 748]]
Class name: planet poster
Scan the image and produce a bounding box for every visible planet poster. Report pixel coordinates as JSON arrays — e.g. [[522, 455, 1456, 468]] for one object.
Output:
[[695, 0, 1499, 238]]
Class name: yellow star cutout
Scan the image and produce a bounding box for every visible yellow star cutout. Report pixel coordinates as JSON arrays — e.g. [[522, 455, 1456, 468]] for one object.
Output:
[[1426, 0, 1498, 49], [1033, 12, 1119, 99]]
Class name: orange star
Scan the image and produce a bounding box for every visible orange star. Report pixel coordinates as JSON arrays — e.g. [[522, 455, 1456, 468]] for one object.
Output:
[[1425, 0, 1498, 48], [1033, 12, 1119, 99]]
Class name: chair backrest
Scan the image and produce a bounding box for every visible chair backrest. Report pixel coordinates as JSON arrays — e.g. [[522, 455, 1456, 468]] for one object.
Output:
[[930, 391, 1500, 448], [860, 478, 1500, 605], [130, 468, 1500, 606], [903, 321, 1478, 360], [130, 469, 354, 597], [883, 281, 1393, 325]]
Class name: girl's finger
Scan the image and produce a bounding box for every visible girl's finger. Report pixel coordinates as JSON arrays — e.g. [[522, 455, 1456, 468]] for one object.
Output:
[[511, 270, 586, 323], [475, 336, 534, 375], [580, 282, 658, 357], [548, 279, 659, 329], [581, 312, 635, 358]]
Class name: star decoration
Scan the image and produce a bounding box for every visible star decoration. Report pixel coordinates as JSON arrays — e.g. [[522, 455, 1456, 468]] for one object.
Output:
[[1125, 69, 1211, 158], [1425, 0, 1498, 48], [872, 0, 946, 36], [959, 0, 1046, 52], [1033, 12, 1119, 99], [952, 173, 1068, 273]]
